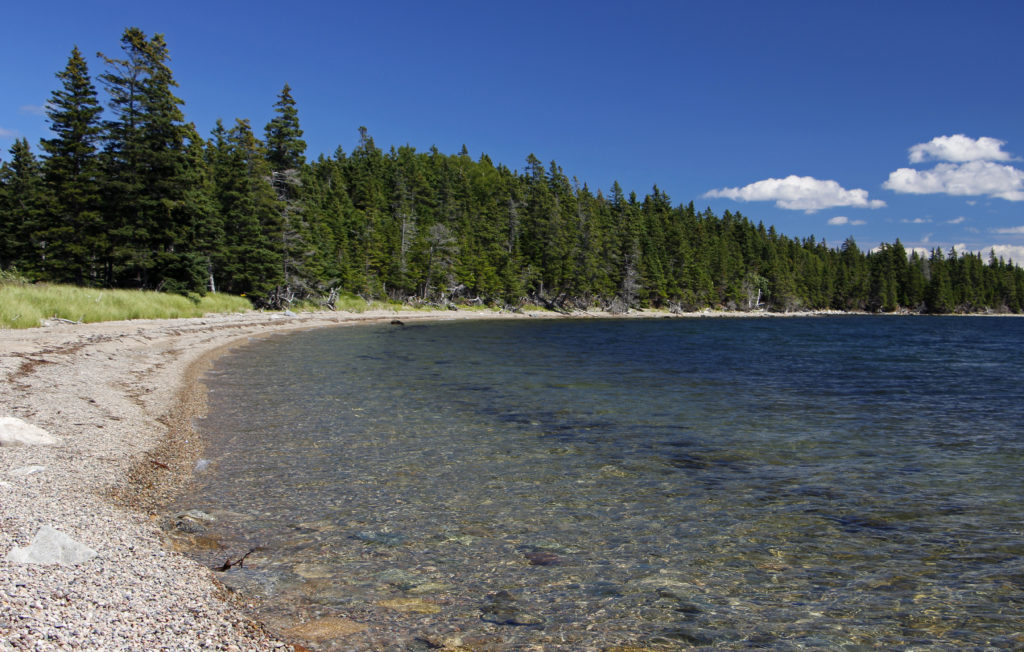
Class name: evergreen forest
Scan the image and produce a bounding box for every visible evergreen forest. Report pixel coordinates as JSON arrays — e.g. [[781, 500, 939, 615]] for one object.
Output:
[[2, 28, 1023, 314]]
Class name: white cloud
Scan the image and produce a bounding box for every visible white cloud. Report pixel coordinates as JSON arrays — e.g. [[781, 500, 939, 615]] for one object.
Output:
[[993, 225, 1024, 234], [19, 105, 46, 116], [884, 160, 1024, 201], [902, 218, 932, 224], [908, 134, 1013, 163], [704, 175, 886, 212], [946, 216, 966, 224], [0, 126, 17, 139], [828, 216, 865, 226], [988, 244, 1024, 264]]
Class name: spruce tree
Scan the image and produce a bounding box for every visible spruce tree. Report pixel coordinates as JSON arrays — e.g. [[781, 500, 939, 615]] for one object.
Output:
[[99, 27, 202, 292], [265, 84, 306, 173], [214, 119, 283, 303], [924, 247, 954, 313], [0, 139, 49, 275], [264, 84, 312, 298], [39, 46, 104, 285]]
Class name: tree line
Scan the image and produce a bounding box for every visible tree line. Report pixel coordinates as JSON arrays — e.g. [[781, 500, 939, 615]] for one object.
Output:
[[2, 28, 1023, 313]]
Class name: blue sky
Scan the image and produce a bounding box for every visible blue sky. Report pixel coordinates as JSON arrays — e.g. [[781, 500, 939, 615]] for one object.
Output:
[[3, 1, 1024, 262]]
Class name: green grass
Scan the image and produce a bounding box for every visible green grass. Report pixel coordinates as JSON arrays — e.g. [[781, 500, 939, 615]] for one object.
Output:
[[0, 281, 252, 329]]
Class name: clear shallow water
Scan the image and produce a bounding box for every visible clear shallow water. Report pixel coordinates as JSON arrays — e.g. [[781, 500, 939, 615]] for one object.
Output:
[[176, 316, 1024, 650]]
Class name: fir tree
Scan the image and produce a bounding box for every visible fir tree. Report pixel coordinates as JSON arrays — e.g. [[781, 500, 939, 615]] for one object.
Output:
[[99, 27, 202, 292], [0, 139, 49, 275], [214, 119, 283, 303], [264, 84, 312, 298], [39, 46, 104, 284]]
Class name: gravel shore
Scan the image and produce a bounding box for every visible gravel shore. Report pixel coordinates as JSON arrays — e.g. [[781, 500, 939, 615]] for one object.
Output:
[[0, 309, 536, 651]]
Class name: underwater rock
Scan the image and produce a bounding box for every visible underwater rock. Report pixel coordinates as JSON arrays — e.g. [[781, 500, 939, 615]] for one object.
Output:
[[524, 550, 561, 566], [173, 509, 215, 534], [282, 616, 367, 640], [480, 590, 545, 627], [377, 597, 441, 614]]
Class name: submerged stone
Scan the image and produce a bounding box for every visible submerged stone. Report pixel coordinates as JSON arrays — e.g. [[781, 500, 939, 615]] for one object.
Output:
[[282, 616, 367, 640], [377, 597, 441, 614], [524, 550, 561, 566], [480, 590, 545, 627], [173, 510, 215, 534]]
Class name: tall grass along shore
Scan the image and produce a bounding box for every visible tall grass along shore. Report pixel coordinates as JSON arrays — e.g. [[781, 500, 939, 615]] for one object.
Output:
[[0, 280, 252, 329]]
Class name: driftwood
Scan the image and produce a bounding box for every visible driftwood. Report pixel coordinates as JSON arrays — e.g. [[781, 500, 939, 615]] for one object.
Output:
[[214, 547, 259, 572]]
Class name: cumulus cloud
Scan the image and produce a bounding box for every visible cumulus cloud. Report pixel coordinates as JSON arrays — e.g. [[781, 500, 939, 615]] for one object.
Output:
[[993, 225, 1024, 234], [828, 216, 865, 226], [908, 134, 1013, 163], [884, 160, 1024, 201], [982, 244, 1024, 265], [902, 218, 932, 224], [704, 175, 886, 212], [946, 216, 966, 224]]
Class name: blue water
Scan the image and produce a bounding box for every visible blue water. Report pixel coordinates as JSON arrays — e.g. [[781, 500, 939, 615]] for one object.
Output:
[[177, 316, 1024, 650]]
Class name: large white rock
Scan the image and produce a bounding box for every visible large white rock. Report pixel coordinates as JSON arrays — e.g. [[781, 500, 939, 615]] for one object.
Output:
[[0, 417, 59, 446], [6, 526, 97, 565]]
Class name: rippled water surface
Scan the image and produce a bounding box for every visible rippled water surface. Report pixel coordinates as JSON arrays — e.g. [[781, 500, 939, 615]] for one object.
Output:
[[176, 316, 1024, 650]]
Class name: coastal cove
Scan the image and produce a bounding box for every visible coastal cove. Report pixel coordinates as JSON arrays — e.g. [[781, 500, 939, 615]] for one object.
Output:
[[175, 315, 1024, 650], [3, 306, 789, 650]]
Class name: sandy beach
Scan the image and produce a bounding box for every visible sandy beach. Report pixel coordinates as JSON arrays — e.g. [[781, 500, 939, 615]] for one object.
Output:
[[0, 308, 563, 651]]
